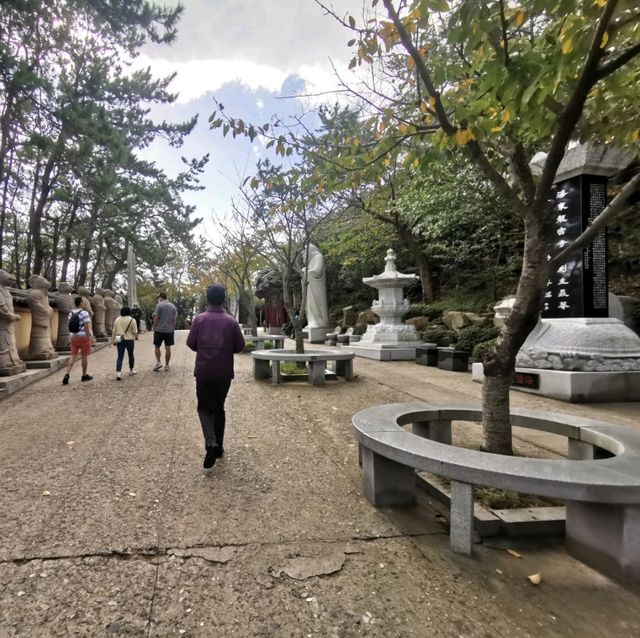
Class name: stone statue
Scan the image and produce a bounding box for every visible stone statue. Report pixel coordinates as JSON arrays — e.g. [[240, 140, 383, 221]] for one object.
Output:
[[0, 269, 26, 375], [90, 288, 107, 338], [55, 282, 75, 351], [114, 293, 123, 315], [77, 286, 94, 316], [303, 244, 329, 329], [103, 288, 117, 336], [25, 274, 56, 360]]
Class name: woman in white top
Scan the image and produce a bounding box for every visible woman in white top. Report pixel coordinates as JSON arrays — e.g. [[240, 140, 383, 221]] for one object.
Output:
[[111, 306, 139, 380]]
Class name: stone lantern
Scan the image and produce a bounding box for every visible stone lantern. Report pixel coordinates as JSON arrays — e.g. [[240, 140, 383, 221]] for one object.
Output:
[[345, 249, 424, 360]]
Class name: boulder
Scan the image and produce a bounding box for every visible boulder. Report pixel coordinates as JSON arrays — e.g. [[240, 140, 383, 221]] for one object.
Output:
[[342, 305, 357, 327], [466, 313, 494, 328], [356, 309, 379, 328], [493, 295, 516, 329], [442, 311, 471, 330], [405, 316, 430, 331]]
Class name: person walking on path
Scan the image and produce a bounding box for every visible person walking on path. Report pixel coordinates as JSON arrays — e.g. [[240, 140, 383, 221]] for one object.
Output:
[[186, 284, 244, 469], [153, 292, 177, 371], [63, 297, 94, 385], [130, 304, 142, 339], [111, 306, 138, 380]]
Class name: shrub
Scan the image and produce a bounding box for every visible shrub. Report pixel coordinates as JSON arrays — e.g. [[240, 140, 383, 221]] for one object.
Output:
[[244, 341, 256, 351], [406, 293, 494, 322], [420, 325, 457, 346], [472, 337, 498, 362], [263, 340, 273, 349], [455, 325, 500, 353]]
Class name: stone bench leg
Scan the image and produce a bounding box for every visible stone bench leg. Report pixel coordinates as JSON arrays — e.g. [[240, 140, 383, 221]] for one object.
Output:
[[566, 502, 640, 583], [412, 420, 452, 445], [308, 360, 325, 385], [254, 359, 270, 380], [271, 360, 281, 385], [450, 480, 474, 555], [335, 359, 354, 380], [361, 447, 416, 507]]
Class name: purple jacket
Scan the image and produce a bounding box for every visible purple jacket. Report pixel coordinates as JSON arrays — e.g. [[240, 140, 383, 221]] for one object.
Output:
[[186, 308, 245, 381]]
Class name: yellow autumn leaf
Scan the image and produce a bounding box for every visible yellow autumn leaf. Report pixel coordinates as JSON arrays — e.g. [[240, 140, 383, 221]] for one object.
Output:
[[428, 95, 436, 109], [600, 32, 609, 48], [491, 126, 503, 133], [515, 11, 525, 27], [502, 109, 511, 122], [631, 130, 639, 143], [419, 100, 428, 113], [412, 158, 420, 168], [593, 0, 606, 6], [562, 37, 573, 55], [384, 158, 391, 167], [454, 129, 475, 145]]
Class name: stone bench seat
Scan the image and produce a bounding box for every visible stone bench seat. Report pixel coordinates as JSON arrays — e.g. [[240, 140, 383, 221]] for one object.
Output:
[[352, 402, 640, 582], [252, 349, 355, 386]]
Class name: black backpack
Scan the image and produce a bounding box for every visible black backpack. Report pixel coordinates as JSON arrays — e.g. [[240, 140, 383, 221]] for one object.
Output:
[[68, 310, 83, 334]]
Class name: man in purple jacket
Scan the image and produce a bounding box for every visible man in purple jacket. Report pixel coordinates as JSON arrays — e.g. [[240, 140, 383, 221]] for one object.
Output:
[[186, 284, 245, 468]]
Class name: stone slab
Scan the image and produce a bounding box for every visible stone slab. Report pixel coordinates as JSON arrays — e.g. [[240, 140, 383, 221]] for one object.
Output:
[[472, 362, 640, 402], [492, 506, 566, 537], [342, 344, 422, 361], [0, 365, 66, 396], [25, 358, 66, 370]]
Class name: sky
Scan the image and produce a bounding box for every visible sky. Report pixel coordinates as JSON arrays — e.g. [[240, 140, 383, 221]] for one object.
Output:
[[134, 0, 366, 239]]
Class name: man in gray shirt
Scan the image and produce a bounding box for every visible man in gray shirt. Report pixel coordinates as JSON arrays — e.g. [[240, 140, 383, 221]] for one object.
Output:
[[153, 292, 177, 371]]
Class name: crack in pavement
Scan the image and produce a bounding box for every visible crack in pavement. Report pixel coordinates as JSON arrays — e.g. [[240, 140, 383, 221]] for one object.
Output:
[[0, 529, 449, 567]]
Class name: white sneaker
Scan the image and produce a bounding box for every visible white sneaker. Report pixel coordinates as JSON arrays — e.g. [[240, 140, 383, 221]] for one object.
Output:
[[164, 365, 170, 371], [153, 362, 163, 371], [116, 372, 122, 380], [129, 369, 137, 375]]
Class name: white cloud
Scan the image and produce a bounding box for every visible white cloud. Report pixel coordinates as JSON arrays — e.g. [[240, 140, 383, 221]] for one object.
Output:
[[133, 54, 289, 103], [256, 97, 264, 109]]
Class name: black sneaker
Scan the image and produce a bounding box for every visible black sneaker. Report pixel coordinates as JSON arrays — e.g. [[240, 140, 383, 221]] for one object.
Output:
[[213, 446, 224, 459], [62, 373, 70, 385], [81, 374, 93, 382], [203, 446, 217, 469]]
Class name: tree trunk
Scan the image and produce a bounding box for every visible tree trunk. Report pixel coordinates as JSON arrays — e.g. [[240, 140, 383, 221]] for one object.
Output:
[[481, 373, 514, 454], [397, 224, 435, 302], [60, 203, 79, 283], [31, 134, 65, 276], [76, 204, 99, 287], [481, 223, 549, 454]]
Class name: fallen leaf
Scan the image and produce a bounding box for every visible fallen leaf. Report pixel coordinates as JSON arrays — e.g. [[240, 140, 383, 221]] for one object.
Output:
[[528, 573, 542, 585], [507, 549, 523, 559]]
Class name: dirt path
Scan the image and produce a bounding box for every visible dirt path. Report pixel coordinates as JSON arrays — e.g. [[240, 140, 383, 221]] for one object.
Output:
[[0, 332, 639, 637]]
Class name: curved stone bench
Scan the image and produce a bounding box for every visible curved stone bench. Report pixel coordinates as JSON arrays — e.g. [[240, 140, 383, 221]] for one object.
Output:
[[352, 402, 640, 582], [252, 349, 355, 386], [243, 335, 286, 350]]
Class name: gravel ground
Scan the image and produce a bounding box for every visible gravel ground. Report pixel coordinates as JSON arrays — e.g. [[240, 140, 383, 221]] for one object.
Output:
[[1, 331, 639, 637]]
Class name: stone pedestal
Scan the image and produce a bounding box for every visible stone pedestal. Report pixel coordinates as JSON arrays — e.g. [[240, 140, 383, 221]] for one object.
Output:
[[567, 501, 640, 583], [306, 326, 329, 344], [0, 363, 26, 377]]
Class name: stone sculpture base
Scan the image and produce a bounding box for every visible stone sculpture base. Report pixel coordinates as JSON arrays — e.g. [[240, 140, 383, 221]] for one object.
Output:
[[0, 363, 27, 377], [22, 352, 58, 361], [342, 342, 424, 361], [472, 362, 640, 402], [306, 326, 329, 344]]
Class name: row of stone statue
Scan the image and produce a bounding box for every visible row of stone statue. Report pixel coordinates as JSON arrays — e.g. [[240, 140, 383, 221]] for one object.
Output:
[[0, 270, 124, 377]]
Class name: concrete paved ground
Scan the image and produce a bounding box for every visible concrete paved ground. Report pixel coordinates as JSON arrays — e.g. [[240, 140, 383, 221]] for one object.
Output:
[[1, 331, 639, 637]]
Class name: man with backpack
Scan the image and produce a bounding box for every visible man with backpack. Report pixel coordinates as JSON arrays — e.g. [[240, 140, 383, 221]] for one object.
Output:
[[62, 296, 94, 385]]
